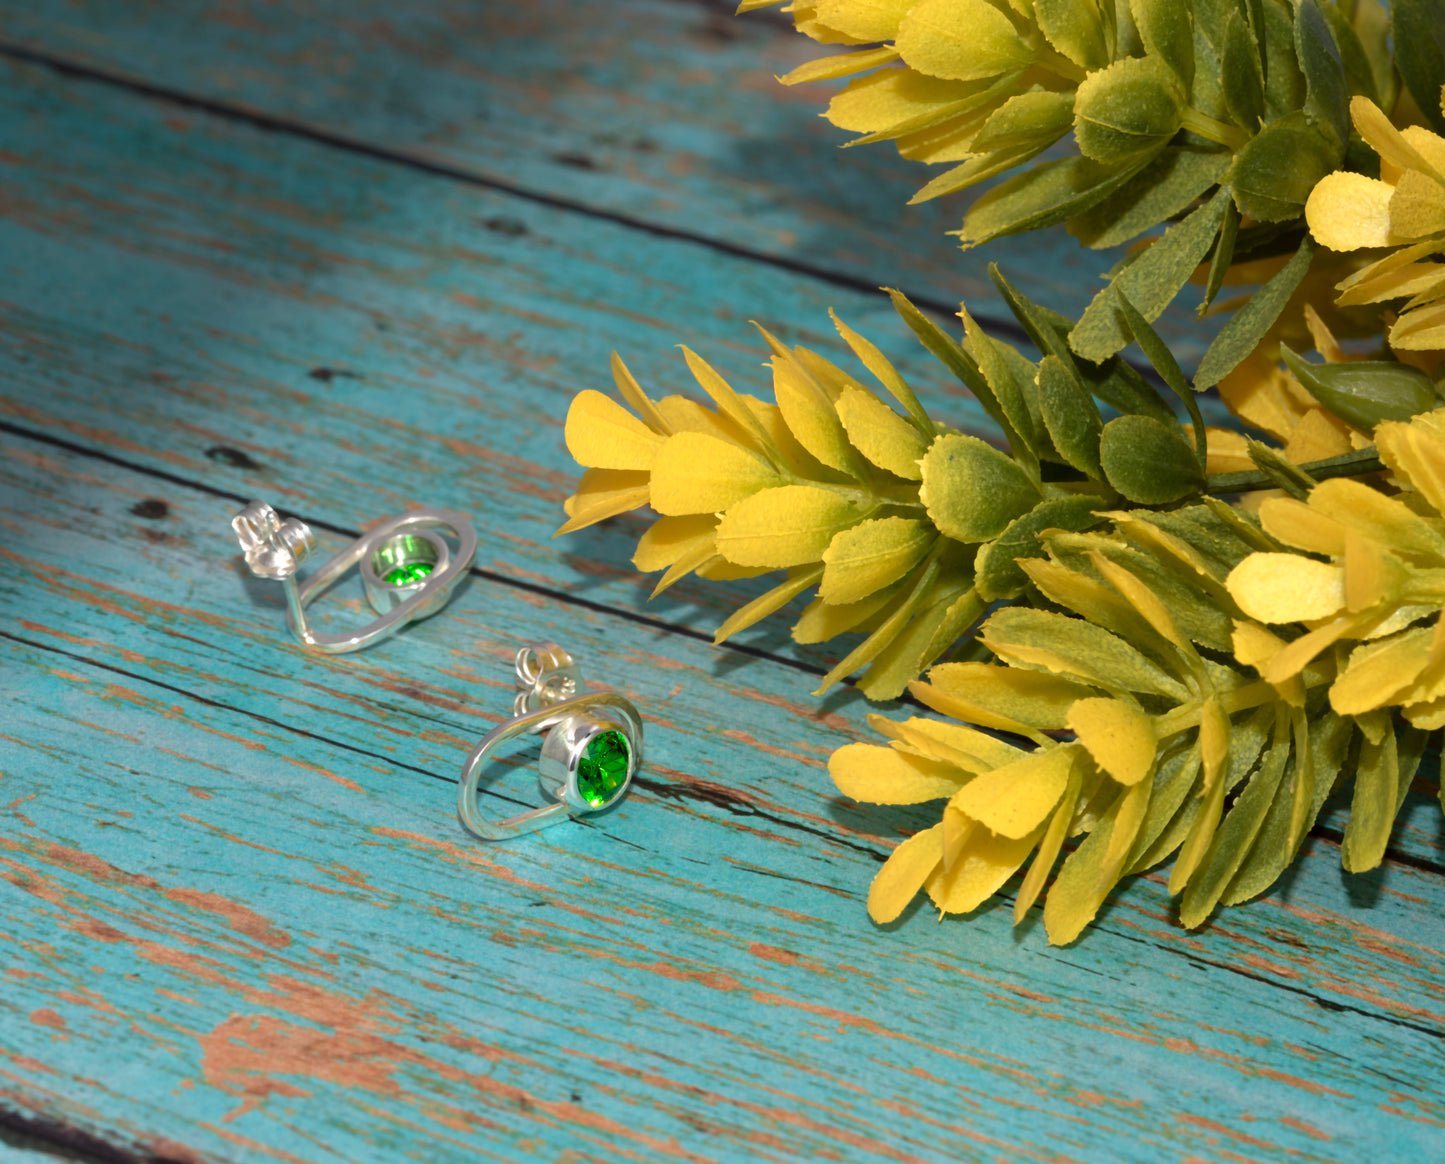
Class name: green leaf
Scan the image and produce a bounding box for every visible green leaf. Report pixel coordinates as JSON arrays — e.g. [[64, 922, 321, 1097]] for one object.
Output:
[[1222, 708, 1354, 907], [975, 496, 1107, 601], [1129, 0, 1194, 89], [1043, 782, 1143, 944], [1342, 713, 1401, 872], [829, 310, 936, 436], [1294, 0, 1349, 147], [715, 485, 869, 567], [885, 289, 980, 436], [1069, 145, 1230, 248], [895, 0, 1037, 81], [960, 308, 1040, 473], [859, 581, 984, 701], [1199, 196, 1239, 312], [1080, 356, 1177, 426], [959, 154, 1149, 247], [970, 90, 1078, 153], [1126, 739, 1205, 874], [919, 433, 1043, 543], [1114, 291, 1206, 470], [1034, 0, 1109, 69], [1194, 237, 1316, 390], [1391, 0, 1445, 135], [911, 143, 1059, 205], [1221, 9, 1266, 130], [1180, 711, 1291, 928], [834, 387, 930, 479], [770, 354, 855, 473], [821, 517, 936, 605], [813, 551, 943, 695], [1227, 114, 1339, 223], [1261, 0, 1307, 119], [1072, 55, 1186, 165], [1099, 416, 1204, 504], [981, 606, 1192, 700], [713, 565, 824, 645], [1036, 355, 1105, 479], [987, 265, 1083, 373], [1070, 187, 1231, 361], [1316, 4, 1380, 104], [1278, 348, 1440, 431]]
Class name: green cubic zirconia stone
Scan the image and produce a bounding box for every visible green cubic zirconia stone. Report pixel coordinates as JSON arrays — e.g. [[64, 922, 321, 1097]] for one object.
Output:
[[383, 561, 435, 586], [576, 730, 631, 807]]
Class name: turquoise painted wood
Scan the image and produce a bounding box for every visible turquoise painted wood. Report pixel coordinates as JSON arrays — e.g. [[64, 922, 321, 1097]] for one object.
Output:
[[0, 3, 1443, 1161], [0, 51, 1238, 676], [0, 0, 1226, 363], [6, 433, 1445, 1161]]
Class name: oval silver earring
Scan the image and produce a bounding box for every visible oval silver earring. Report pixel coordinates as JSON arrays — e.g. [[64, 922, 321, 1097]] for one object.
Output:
[[231, 500, 476, 653], [458, 643, 643, 841]]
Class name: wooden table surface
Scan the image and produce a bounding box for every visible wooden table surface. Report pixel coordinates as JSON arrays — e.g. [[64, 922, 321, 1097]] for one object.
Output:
[[2, 2, 1443, 1161]]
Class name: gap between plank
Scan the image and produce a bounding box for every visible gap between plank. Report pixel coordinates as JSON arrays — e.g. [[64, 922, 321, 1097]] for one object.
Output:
[[0, 38, 1037, 350], [0, 418, 833, 684], [6, 416, 1444, 879], [0, 627, 890, 863]]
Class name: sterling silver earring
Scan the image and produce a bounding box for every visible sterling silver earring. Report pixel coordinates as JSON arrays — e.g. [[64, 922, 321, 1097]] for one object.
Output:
[[231, 500, 476, 653], [457, 643, 643, 841]]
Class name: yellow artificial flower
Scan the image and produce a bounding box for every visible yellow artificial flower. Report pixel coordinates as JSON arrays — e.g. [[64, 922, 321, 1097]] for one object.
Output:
[[558, 308, 992, 699], [837, 502, 1366, 941], [1226, 408, 1445, 728], [1306, 95, 1445, 357]]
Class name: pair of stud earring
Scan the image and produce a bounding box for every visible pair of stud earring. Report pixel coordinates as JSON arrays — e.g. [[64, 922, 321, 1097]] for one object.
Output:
[[231, 502, 642, 841]]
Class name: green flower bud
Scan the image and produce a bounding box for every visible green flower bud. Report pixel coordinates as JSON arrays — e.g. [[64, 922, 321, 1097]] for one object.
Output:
[[1279, 346, 1440, 432]]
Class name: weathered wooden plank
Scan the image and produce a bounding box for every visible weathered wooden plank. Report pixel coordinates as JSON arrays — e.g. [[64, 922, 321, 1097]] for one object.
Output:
[[0, 0, 1223, 360], [5, 428, 1445, 1161], [0, 52, 1237, 684]]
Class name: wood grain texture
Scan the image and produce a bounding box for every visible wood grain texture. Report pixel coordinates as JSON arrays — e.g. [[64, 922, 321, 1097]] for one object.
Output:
[[5, 378, 1445, 1162], [0, 0, 1226, 362], [0, 50, 1238, 681], [0, 5, 1443, 1161]]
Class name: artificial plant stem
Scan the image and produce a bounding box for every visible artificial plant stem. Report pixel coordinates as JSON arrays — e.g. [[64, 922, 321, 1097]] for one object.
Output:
[[1178, 107, 1249, 151], [1205, 448, 1386, 495]]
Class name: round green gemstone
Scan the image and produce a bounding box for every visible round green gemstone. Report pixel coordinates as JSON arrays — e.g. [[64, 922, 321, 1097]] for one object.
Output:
[[383, 561, 434, 586], [576, 730, 631, 807]]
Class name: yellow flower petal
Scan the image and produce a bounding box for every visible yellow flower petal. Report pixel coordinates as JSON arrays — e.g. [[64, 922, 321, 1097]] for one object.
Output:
[[1331, 627, 1435, 715], [715, 484, 865, 567], [949, 745, 1073, 839], [649, 431, 781, 516], [1351, 95, 1441, 180], [820, 516, 935, 604], [554, 469, 652, 535], [917, 661, 1096, 733], [814, 0, 911, 42], [1257, 495, 1346, 556], [1226, 553, 1346, 623], [1390, 301, 1445, 351], [868, 822, 944, 923], [834, 387, 929, 479], [896, 0, 1035, 81], [564, 389, 665, 470], [1377, 411, 1445, 513], [1305, 172, 1397, 251], [831, 743, 966, 804], [876, 715, 1027, 773], [925, 825, 1042, 914], [1067, 697, 1157, 786], [632, 514, 717, 572], [1282, 408, 1354, 463], [1389, 169, 1445, 240], [825, 67, 976, 135], [1401, 125, 1445, 184]]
